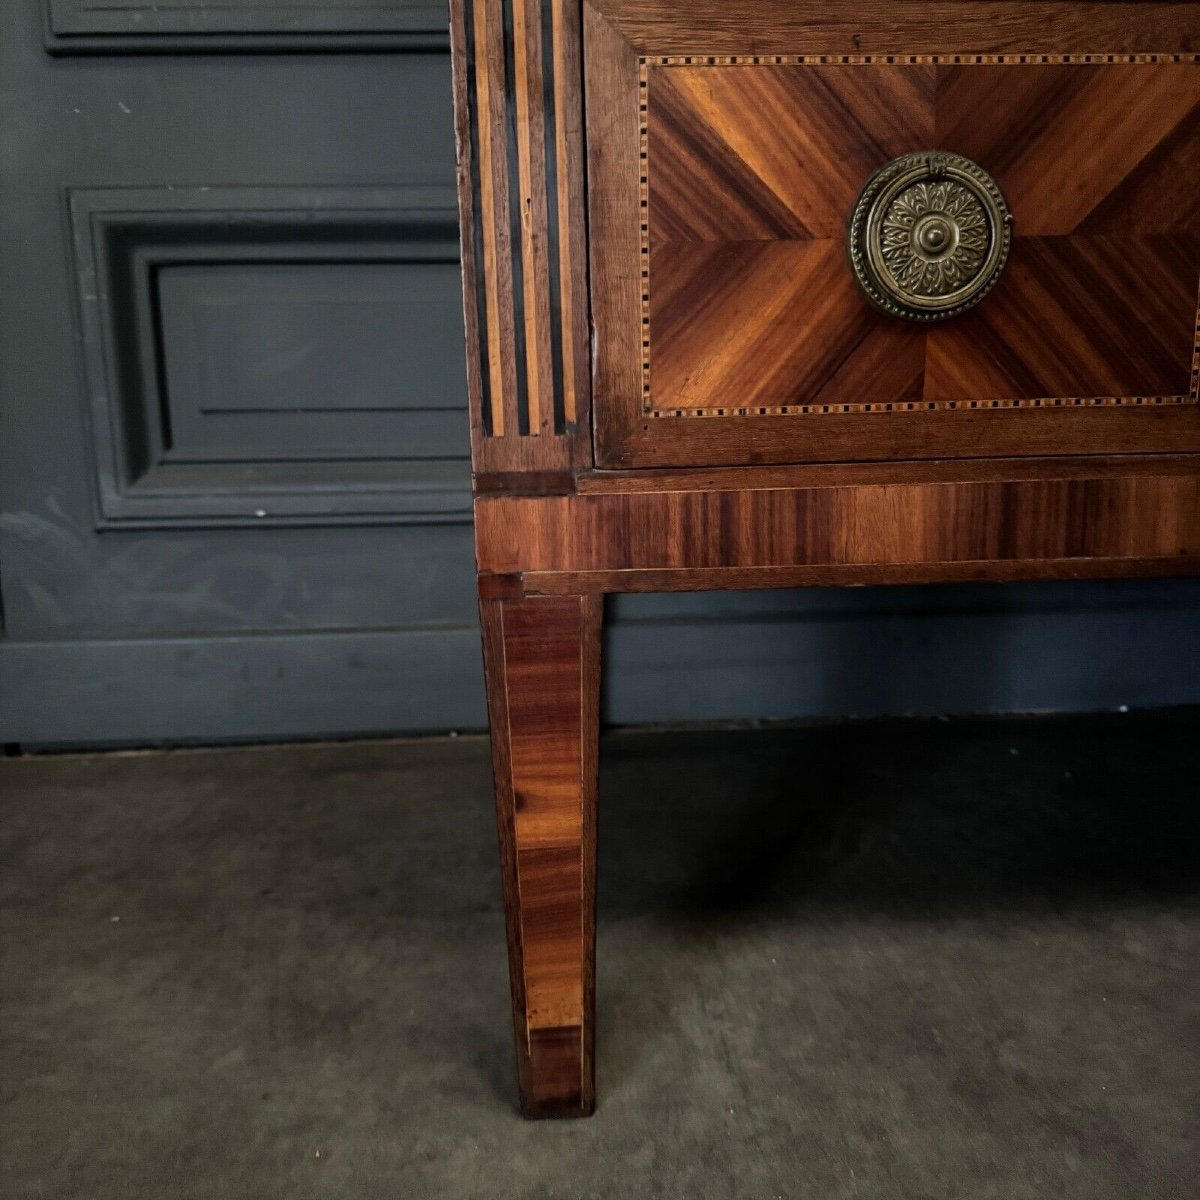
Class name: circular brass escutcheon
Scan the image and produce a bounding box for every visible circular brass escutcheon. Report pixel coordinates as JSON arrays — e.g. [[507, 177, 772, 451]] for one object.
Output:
[[848, 151, 1013, 321]]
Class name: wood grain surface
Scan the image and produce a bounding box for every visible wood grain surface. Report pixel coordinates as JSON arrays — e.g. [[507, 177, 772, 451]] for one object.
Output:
[[475, 464, 1200, 581], [480, 593, 601, 1117], [587, 1, 1200, 56], [586, 1, 1200, 467], [645, 61, 1200, 416], [450, 0, 592, 474]]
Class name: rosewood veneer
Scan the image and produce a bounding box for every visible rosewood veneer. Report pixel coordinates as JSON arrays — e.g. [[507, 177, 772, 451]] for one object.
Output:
[[449, 0, 1200, 1116]]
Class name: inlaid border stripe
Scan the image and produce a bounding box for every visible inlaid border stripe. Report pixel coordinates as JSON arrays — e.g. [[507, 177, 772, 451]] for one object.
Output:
[[551, 2, 575, 426], [648, 396, 1197, 419], [644, 52, 1200, 67], [470, 0, 504, 436], [511, 0, 540, 434], [463, 0, 494, 435], [514, 0, 566, 438], [542, 0, 567, 434], [468, 0, 575, 441], [1192, 273, 1200, 400], [639, 52, 1200, 420], [638, 60, 650, 414], [500, 0, 531, 435]]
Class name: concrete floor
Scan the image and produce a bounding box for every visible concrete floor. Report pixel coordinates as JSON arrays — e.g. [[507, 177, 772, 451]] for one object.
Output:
[[2, 710, 1198, 1200]]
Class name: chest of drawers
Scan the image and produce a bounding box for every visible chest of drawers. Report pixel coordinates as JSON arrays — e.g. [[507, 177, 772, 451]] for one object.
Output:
[[450, 0, 1200, 1115]]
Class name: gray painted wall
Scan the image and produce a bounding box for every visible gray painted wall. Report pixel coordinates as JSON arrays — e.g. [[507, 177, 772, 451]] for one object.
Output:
[[5, 579, 1200, 747], [2, 0, 1198, 748]]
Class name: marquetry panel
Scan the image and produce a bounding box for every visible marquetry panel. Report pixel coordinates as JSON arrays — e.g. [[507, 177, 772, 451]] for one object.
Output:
[[451, 0, 591, 472], [639, 57, 1200, 419]]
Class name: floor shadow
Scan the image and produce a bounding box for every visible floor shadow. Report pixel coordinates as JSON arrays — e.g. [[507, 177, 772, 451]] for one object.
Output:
[[594, 708, 1200, 1092], [598, 709, 1200, 925]]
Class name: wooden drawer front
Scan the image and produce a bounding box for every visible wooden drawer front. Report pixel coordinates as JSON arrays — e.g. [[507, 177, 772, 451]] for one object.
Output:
[[648, 60, 1199, 414], [585, 4, 1200, 468]]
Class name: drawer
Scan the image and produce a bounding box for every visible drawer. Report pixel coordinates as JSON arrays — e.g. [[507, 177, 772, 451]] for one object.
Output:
[[585, 3, 1200, 468]]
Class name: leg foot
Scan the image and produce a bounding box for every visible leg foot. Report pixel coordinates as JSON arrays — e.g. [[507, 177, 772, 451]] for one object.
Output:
[[480, 593, 601, 1118]]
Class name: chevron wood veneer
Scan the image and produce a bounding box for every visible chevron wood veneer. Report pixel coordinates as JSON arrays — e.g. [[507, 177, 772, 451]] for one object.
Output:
[[641, 60, 1200, 419]]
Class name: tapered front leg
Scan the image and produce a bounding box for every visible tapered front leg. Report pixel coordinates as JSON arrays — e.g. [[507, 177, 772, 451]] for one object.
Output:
[[479, 593, 602, 1118]]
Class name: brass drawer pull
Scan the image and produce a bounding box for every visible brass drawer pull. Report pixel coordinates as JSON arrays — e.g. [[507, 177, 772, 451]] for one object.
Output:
[[848, 151, 1013, 321]]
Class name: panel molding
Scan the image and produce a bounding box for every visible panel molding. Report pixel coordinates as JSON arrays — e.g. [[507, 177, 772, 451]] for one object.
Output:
[[44, 0, 450, 54], [67, 185, 473, 529]]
